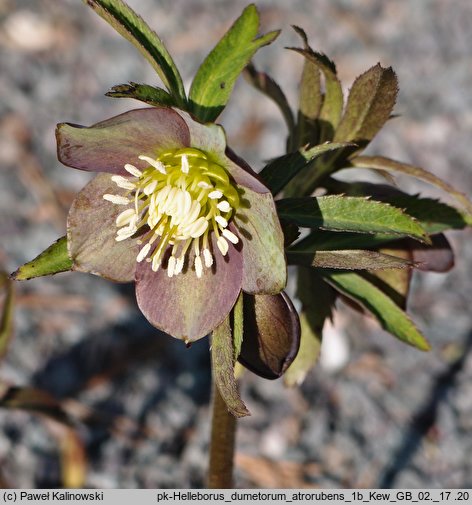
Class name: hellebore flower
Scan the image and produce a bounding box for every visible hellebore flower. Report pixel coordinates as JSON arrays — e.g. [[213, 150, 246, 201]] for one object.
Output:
[[56, 107, 293, 351]]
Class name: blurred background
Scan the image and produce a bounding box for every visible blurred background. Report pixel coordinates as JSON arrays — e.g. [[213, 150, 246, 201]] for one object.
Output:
[[0, 0, 471, 488]]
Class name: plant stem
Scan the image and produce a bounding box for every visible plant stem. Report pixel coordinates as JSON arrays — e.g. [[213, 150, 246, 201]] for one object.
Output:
[[207, 379, 237, 488]]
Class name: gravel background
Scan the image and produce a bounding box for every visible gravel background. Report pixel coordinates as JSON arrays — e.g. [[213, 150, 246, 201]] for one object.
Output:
[[0, 0, 471, 489]]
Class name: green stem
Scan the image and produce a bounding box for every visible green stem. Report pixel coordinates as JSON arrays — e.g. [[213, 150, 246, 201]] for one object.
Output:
[[207, 378, 237, 488]]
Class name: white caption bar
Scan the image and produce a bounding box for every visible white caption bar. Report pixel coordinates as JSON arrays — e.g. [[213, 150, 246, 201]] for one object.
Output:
[[0, 489, 470, 505]]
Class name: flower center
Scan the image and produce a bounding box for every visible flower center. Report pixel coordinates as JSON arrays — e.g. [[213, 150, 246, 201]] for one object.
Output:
[[103, 147, 240, 278]]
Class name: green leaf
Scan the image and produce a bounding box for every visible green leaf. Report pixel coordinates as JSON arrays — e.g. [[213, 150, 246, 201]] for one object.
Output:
[[211, 316, 249, 418], [287, 249, 415, 270], [277, 195, 429, 242], [105, 82, 176, 107], [232, 292, 244, 360], [351, 155, 472, 216], [324, 271, 430, 350], [289, 27, 343, 141], [284, 269, 336, 386], [291, 229, 403, 252], [0, 273, 14, 360], [298, 59, 322, 120], [326, 179, 471, 234], [260, 142, 354, 196], [11, 236, 73, 281], [295, 58, 322, 148], [298, 59, 322, 122], [334, 64, 398, 149], [280, 219, 300, 247], [244, 63, 294, 133], [189, 5, 279, 122], [84, 0, 186, 105], [368, 247, 413, 309], [291, 228, 454, 273]]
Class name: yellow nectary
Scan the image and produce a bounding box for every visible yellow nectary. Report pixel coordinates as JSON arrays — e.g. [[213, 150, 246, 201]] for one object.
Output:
[[103, 147, 240, 278]]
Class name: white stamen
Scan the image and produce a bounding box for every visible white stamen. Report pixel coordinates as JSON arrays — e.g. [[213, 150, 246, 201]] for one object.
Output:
[[109, 148, 241, 278], [117, 220, 137, 236], [182, 191, 192, 215], [124, 163, 142, 177], [208, 190, 223, 200], [138, 155, 167, 174], [148, 209, 162, 229], [143, 179, 158, 195], [167, 256, 176, 277], [116, 208, 136, 227], [115, 229, 136, 241], [217, 200, 231, 213], [181, 154, 189, 174], [164, 187, 180, 215], [222, 228, 239, 244], [194, 255, 203, 278], [151, 254, 161, 272], [154, 185, 171, 206], [111, 175, 135, 190], [185, 200, 201, 225], [103, 194, 130, 205], [169, 191, 184, 217], [217, 236, 229, 256], [203, 248, 213, 268], [174, 190, 186, 220], [174, 256, 185, 275], [137, 243, 151, 262], [215, 215, 228, 228], [188, 217, 209, 238]]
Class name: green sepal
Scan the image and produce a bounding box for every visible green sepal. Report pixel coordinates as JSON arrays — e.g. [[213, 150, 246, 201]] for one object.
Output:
[[277, 195, 430, 243], [11, 236, 73, 281], [287, 249, 415, 270], [211, 315, 249, 418], [0, 273, 14, 360], [189, 4, 279, 122], [105, 82, 177, 107], [323, 271, 430, 351], [244, 63, 294, 134], [84, 0, 186, 105], [259, 142, 354, 196]]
